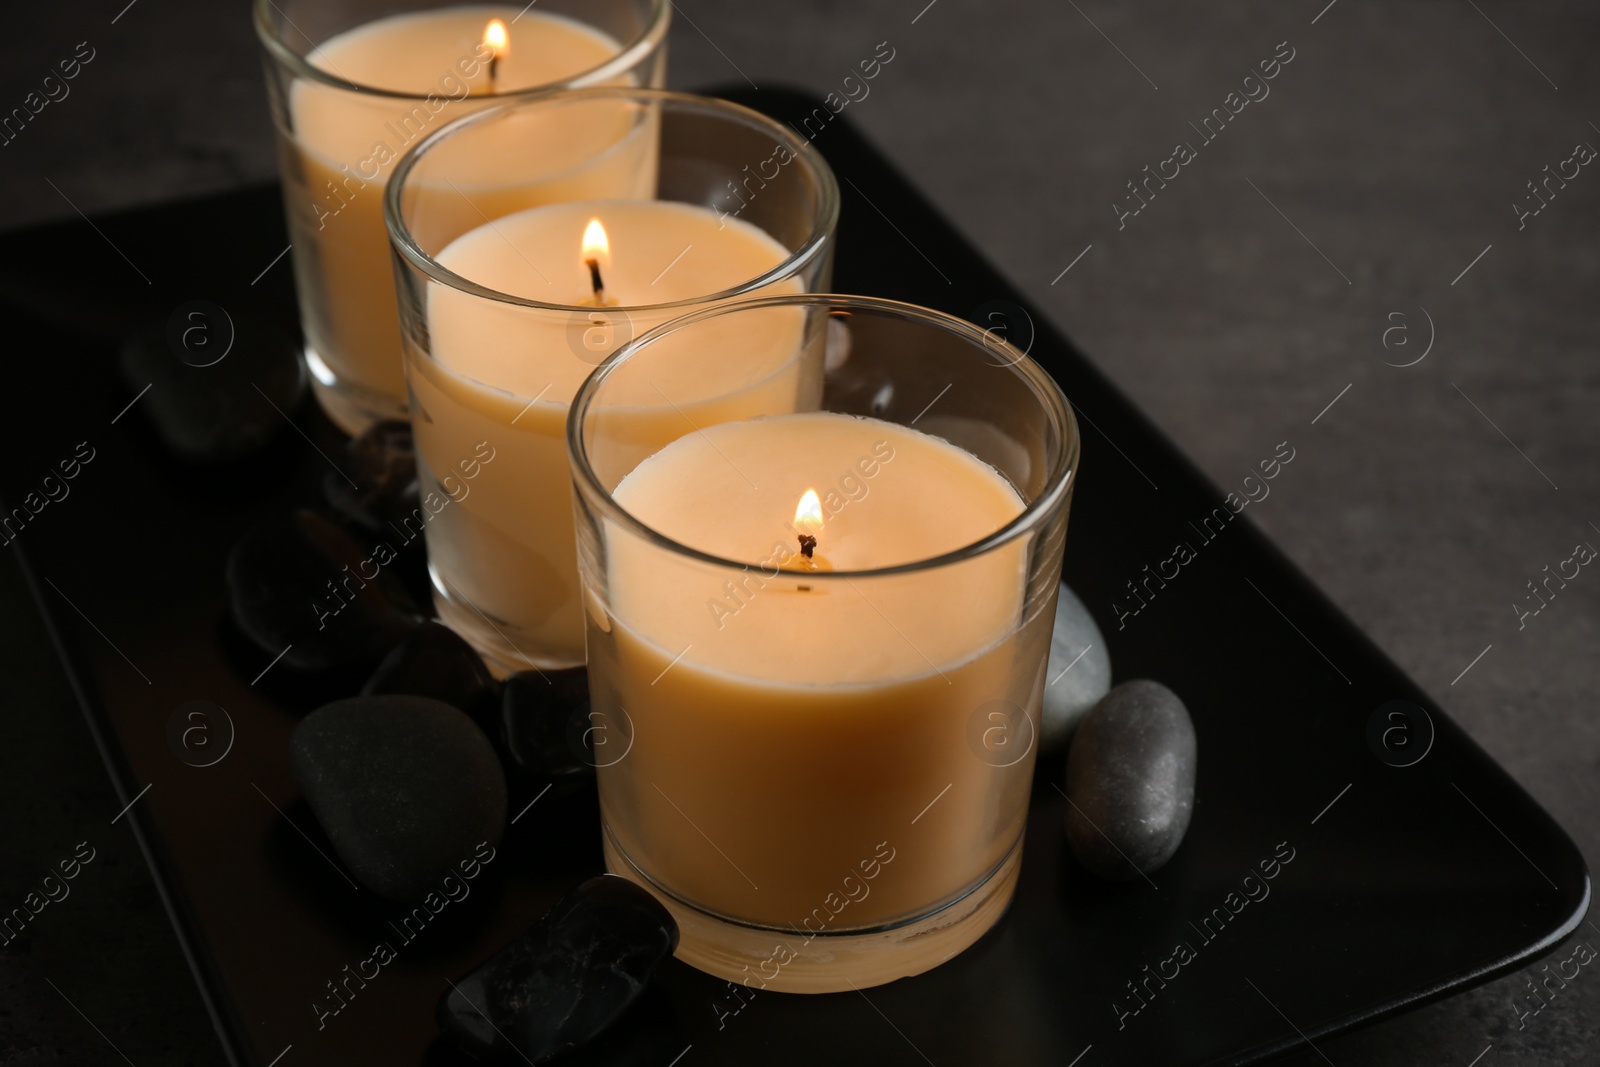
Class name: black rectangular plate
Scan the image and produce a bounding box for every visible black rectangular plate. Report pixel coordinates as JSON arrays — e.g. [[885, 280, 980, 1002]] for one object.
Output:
[[0, 88, 1586, 1067]]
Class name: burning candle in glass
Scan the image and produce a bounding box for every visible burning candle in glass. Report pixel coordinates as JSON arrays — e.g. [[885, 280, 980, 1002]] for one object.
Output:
[[255, 0, 671, 433], [386, 89, 838, 671], [569, 295, 1079, 993]]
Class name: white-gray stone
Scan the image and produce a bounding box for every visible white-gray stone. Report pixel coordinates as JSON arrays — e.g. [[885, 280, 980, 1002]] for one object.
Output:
[[1039, 581, 1111, 753]]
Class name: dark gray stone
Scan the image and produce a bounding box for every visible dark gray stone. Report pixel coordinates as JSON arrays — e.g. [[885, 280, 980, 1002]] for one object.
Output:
[[118, 318, 305, 464], [437, 874, 677, 1063], [501, 668, 596, 794], [226, 510, 421, 672], [322, 420, 419, 532], [1039, 581, 1112, 754], [361, 621, 498, 728], [1064, 680, 1196, 880], [290, 695, 506, 902]]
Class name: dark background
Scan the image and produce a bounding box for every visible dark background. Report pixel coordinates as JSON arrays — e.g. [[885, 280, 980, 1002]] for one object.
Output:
[[1, 1, 1596, 1064]]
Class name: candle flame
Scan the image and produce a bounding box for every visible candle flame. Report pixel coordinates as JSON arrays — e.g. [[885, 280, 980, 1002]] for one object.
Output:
[[483, 19, 509, 60], [582, 218, 610, 264], [794, 489, 823, 532]]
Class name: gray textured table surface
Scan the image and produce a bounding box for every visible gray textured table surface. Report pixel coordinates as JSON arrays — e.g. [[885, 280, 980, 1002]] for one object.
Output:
[[1, 1, 1596, 1064]]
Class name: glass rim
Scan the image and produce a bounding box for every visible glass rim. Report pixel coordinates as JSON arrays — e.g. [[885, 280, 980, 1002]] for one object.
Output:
[[567, 293, 1081, 581], [383, 88, 841, 314], [252, 0, 671, 102]]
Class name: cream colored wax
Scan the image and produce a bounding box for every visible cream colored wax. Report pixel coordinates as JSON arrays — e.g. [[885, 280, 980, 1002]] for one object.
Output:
[[594, 411, 1047, 936], [283, 5, 648, 432], [413, 199, 809, 669]]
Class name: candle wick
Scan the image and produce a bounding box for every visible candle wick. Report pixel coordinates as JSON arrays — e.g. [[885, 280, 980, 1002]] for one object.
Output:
[[798, 533, 817, 559], [488, 54, 499, 91], [586, 257, 607, 303]]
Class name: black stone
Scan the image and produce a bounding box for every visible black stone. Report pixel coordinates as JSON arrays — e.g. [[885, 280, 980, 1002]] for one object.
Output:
[[226, 510, 421, 672], [363, 622, 498, 726], [501, 669, 595, 791], [323, 420, 419, 532], [1063, 680, 1197, 880], [291, 695, 507, 902], [118, 317, 305, 464], [437, 875, 677, 1062]]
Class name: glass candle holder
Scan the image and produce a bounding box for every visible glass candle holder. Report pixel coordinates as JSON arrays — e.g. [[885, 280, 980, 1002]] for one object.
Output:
[[568, 294, 1079, 992], [386, 89, 839, 672], [255, 0, 670, 435]]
